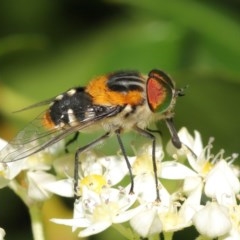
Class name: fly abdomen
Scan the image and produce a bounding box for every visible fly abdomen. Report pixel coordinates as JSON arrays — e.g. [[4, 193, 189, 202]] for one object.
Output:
[[42, 87, 93, 129]]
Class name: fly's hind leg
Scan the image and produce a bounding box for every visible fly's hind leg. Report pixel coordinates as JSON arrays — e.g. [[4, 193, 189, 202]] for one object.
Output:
[[134, 126, 160, 202], [65, 132, 79, 153]]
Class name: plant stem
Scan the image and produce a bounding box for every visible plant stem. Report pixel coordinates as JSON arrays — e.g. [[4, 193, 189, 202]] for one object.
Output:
[[113, 224, 137, 240], [149, 234, 160, 240], [9, 180, 46, 240], [29, 203, 45, 240], [163, 232, 173, 240]]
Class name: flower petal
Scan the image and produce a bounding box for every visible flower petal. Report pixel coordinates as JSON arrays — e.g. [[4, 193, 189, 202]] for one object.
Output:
[[0, 227, 5, 240], [130, 208, 162, 237], [161, 161, 197, 179], [113, 204, 144, 223], [99, 155, 135, 185], [193, 202, 231, 238], [27, 171, 56, 201], [205, 160, 240, 205], [51, 217, 90, 228], [44, 179, 74, 197], [79, 221, 111, 237]]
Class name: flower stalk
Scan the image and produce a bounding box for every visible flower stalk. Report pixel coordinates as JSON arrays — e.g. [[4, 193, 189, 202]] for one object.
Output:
[[29, 203, 45, 240], [8, 179, 46, 240]]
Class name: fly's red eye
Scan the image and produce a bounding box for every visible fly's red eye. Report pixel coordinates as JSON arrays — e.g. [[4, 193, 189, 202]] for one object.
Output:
[[146, 69, 175, 113]]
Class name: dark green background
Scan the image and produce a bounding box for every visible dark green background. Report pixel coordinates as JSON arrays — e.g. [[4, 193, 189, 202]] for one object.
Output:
[[0, 1, 239, 239]]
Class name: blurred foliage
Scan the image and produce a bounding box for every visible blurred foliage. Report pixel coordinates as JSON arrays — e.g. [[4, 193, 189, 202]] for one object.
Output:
[[0, 0, 240, 240]]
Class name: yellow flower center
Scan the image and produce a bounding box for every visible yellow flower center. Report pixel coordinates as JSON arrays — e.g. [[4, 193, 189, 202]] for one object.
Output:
[[229, 205, 240, 231], [93, 202, 119, 222], [79, 174, 107, 194], [201, 161, 213, 175]]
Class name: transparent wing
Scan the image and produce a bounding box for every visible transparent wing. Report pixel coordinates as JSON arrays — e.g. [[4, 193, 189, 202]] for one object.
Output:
[[13, 97, 55, 113], [0, 105, 122, 163]]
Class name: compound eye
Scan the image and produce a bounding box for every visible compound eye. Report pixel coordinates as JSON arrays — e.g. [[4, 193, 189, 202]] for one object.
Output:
[[146, 69, 175, 113]]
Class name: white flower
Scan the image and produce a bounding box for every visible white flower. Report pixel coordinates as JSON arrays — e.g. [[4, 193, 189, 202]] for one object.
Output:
[[98, 154, 136, 187], [205, 160, 240, 206], [44, 178, 74, 197], [166, 127, 214, 177], [160, 128, 240, 238], [0, 138, 56, 184], [2, 125, 238, 240], [179, 180, 203, 224], [163, 128, 239, 201], [0, 137, 63, 205], [130, 189, 196, 237], [130, 143, 197, 236], [132, 143, 164, 202], [160, 128, 207, 185], [49, 151, 135, 198], [0, 228, 5, 240], [130, 206, 162, 237], [51, 150, 141, 236], [52, 187, 139, 237], [26, 170, 56, 201], [218, 204, 240, 239], [193, 202, 232, 238]]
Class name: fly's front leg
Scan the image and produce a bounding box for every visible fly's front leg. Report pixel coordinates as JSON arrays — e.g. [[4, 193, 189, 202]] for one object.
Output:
[[74, 132, 110, 199], [165, 118, 182, 149], [165, 118, 197, 158]]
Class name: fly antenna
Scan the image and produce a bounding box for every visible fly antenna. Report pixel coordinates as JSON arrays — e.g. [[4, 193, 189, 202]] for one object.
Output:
[[176, 85, 189, 97]]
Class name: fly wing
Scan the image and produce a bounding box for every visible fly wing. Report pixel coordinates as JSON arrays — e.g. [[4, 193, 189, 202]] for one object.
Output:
[[12, 97, 56, 113], [0, 111, 62, 163], [0, 105, 122, 163]]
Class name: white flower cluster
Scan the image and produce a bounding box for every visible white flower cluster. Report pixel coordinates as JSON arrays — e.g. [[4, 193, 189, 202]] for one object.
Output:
[[0, 128, 239, 239]]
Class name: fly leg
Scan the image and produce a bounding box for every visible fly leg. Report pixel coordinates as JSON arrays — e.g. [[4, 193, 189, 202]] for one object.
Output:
[[165, 118, 182, 149], [65, 132, 79, 153], [165, 118, 197, 158], [134, 126, 160, 202], [115, 129, 135, 194], [74, 132, 110, 199]]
